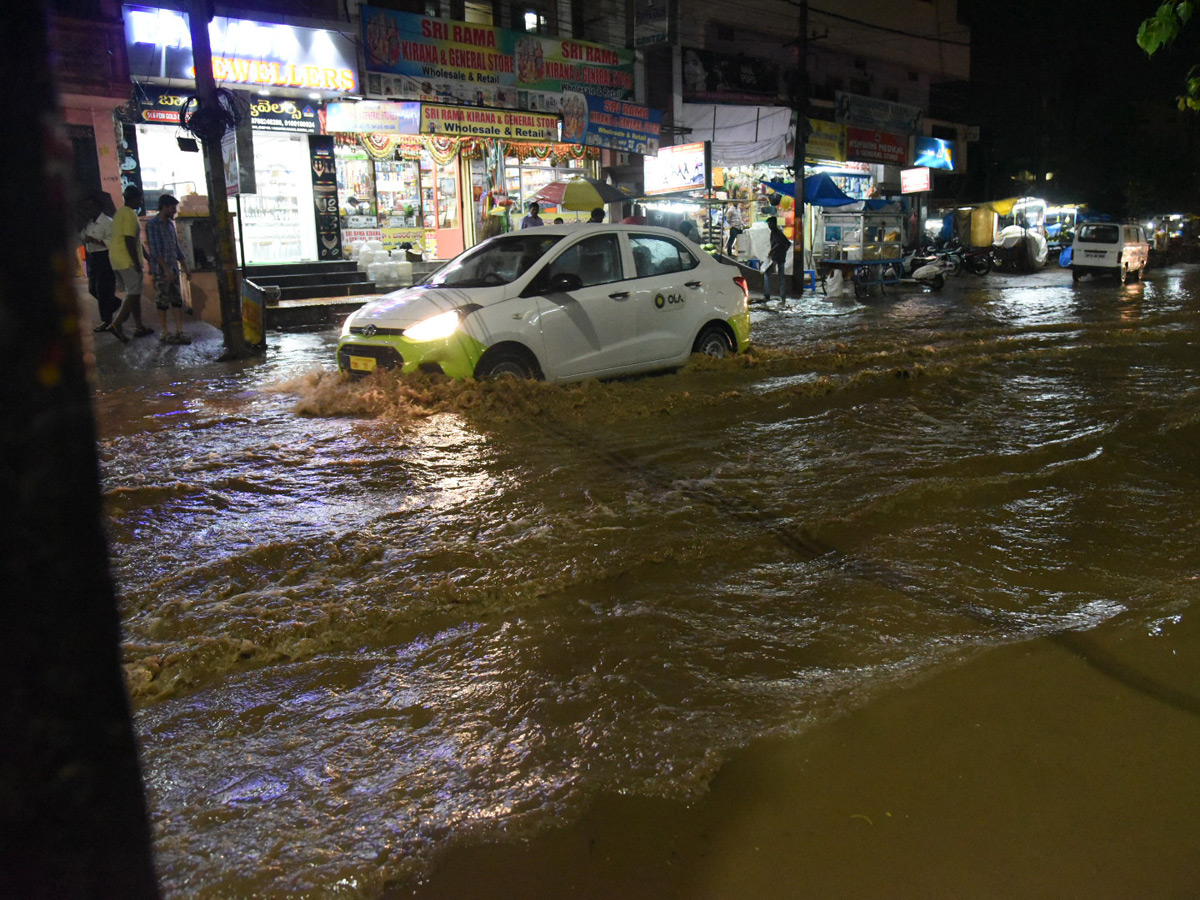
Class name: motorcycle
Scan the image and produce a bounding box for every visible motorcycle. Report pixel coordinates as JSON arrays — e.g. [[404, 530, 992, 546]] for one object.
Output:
[[943, 239, 993, 275]]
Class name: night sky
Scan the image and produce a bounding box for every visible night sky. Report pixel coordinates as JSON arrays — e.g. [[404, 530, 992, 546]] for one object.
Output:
[[957, 0, 1200, 213]]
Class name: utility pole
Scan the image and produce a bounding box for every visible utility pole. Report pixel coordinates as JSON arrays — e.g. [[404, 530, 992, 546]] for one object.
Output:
[[790, 0, 809, 297], [186, 0, 249, 360]]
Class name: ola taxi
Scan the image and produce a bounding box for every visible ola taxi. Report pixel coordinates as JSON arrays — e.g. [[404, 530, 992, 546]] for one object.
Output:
[[337, 224, 750, 382]]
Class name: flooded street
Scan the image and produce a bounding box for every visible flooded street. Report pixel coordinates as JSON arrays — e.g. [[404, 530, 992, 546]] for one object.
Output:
[[90, 266, 1200, 898]]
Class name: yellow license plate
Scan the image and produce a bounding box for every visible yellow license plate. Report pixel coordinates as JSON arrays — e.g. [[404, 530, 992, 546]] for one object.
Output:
[[349, 355, 377, 372]]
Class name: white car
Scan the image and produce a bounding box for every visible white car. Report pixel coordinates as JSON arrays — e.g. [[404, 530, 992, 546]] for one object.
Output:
[[337, 224, 751, 382]]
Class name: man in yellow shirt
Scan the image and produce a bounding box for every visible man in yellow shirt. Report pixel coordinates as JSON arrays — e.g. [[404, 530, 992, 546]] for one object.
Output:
[[106, 185, 152, 341]]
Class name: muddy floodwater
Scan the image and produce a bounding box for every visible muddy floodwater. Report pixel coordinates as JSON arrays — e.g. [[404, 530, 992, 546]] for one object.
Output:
[[88, 267, 1200, 898]]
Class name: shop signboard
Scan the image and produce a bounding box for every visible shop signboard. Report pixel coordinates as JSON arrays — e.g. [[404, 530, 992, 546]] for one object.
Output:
[[361, 6, 635, 100], [560, 92, 661, 155], [325, 101, 421, 134], [806, 118, 845, 163], [634, 0, 672, 47], [835, 92, 922, 134], [913, 136, 955, 171], [846, 127, 909, 166], [644, 141, 710, 195], [901, 167, 931, 194], [309, 136, 343, 260], [420, 104, 558, 141], [135, 85, 319, 133], [247, 97, 320, 134], [123, 5, 358, 94]]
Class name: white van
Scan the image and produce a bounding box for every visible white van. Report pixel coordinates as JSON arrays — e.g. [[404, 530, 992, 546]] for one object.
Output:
[[1070, 222, 1150, 283]]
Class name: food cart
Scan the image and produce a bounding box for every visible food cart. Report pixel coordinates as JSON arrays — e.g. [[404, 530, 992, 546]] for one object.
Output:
[[818, 209, 905, 298]]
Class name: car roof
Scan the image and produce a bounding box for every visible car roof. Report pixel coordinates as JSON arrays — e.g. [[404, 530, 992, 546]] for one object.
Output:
[[503, 223, 691, 238]]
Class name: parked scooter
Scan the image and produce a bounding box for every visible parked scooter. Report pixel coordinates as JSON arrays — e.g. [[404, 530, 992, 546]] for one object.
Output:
[[883, 249, 950, 290]]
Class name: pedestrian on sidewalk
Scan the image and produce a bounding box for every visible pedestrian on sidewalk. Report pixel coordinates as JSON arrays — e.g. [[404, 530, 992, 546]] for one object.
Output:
[[145, 194, 192, 345], [764, 216, 789, 300], [520, 202, 544, 229], [79, 191, 118, 330], [106, 185, 153, 342]]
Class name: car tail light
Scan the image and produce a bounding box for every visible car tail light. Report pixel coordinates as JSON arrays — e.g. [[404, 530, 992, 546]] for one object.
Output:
[[733, 275, 749, 300]]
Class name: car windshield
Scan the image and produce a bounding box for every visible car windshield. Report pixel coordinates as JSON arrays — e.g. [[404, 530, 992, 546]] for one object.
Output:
[[426, 234, 564, 288], [1078, 224, 1119, 244]]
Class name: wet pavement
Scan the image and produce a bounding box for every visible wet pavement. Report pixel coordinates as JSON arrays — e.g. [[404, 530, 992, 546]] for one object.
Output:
[[83, 264, 1200, 898]]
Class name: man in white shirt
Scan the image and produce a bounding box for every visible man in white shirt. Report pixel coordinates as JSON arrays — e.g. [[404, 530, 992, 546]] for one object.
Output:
[[79, 192, 118, 330]]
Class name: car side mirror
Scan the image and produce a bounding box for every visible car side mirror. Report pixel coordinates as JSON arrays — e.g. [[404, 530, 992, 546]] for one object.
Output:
[[545, 272, 583, 293]]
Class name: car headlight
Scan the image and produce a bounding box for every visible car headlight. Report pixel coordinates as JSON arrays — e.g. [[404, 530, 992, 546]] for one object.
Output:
[[403, 309, 461, 342]]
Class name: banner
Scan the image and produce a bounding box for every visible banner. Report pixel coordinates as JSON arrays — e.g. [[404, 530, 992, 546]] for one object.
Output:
[[421, 104, 558, 141], [681, 47, 779, 104], [846, 127, 909, 166], [309, 136, 343, 260], [137, 85, 319, 134], [561, 93, 661, 155], [805, 118, 845, 162], [835, 91, 922, 133], [361, 6, 634, 100]]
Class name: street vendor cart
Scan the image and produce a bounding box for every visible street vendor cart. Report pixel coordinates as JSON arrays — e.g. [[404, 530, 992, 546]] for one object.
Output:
[[818, 209, 905, 298]]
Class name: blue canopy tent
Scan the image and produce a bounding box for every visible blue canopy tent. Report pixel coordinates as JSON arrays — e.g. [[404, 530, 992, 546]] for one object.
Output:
[[761, 174, 896, 210]]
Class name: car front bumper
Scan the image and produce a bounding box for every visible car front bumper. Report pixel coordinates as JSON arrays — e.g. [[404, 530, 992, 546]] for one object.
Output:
[[336, 331, 488, 379]]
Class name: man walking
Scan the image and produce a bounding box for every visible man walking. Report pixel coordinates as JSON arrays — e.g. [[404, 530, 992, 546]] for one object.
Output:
[[145, 194, 192, 344], [106, 185, 153, 342], [764, 215, 790, 301]]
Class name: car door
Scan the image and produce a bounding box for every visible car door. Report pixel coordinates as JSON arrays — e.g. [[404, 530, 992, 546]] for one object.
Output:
[[532, 233, 637, 378], [627, 233, 705, 362]]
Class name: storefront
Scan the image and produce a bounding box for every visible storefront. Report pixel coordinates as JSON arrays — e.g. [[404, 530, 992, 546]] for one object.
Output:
[[352, 6, 636, 257], [121, 4, 359, 266]]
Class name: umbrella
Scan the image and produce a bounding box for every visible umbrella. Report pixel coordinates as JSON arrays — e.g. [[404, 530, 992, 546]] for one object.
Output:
[[530, 176, 631, 211]]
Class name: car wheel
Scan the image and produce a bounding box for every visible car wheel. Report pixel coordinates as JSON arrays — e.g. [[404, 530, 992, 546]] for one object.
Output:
[[692, 325, 731, 358], [1071, 267, 1081, 283], [474, 346, 542, 381], [1119, 264, 1130, 284]]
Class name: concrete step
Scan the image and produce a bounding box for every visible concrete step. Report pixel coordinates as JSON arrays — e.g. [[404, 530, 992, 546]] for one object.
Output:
[[277, 281, 378, 302]]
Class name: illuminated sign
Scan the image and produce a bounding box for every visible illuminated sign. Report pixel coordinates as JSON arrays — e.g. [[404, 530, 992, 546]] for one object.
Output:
[[123, 5, 357, 94], [914, 136, 956, 171], [326, 101, 421, 134], [846, 127, 909, 166], [643, 142, 710, 195], [420, 104, 558, 141], [901, 167, 931, 193]]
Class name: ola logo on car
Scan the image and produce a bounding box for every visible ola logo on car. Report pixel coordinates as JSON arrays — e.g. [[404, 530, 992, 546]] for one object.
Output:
[[655, 294, 666, 308]]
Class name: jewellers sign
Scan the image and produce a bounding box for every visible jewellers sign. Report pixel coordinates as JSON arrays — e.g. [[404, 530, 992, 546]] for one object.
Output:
[[123, 5, 358, 94]]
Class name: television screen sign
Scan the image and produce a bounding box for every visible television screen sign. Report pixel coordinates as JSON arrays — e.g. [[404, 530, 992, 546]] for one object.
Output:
[[914, 136, 955, 171], [643, 141, 710, 195]]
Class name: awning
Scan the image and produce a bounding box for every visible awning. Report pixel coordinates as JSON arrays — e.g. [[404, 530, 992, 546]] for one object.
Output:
[[762, 174, 894, 209], [679, 103, 792, 165]]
